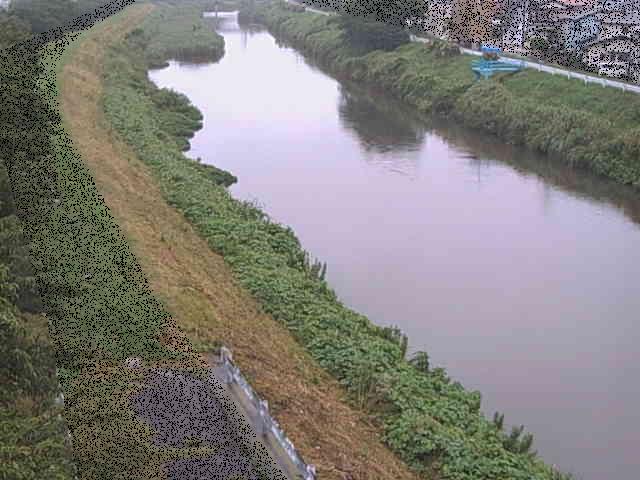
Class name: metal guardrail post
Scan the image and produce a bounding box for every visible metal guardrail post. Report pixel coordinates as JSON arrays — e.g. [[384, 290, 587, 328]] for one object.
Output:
[[304, 465, 317, 480], [258, 399, 270, 437], [221, 347, 235, 384], [216, 347, 317, 479]]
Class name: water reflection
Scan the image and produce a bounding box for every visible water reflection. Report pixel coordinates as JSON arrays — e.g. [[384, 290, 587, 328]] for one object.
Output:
[[337, 84, 426, 154], [429, 117, 640, 225], [334, 67, 640, 225]]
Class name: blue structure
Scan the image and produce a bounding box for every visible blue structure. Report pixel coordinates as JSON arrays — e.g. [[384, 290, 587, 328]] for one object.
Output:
[[471, 45, 526, 80]]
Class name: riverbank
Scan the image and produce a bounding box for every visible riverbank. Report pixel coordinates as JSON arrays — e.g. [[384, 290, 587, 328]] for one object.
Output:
[[101, 4, 578, 480], [240, 1, 640, 189], [56, 1, 422, 479]]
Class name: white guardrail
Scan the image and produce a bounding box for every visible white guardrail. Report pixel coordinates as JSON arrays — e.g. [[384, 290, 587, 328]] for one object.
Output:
[[219, 347, 317, 480], [410, 35, 640, 94]]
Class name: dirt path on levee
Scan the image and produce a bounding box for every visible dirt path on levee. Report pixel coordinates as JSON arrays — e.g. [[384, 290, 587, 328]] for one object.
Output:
[[57, 3, 420, 479]]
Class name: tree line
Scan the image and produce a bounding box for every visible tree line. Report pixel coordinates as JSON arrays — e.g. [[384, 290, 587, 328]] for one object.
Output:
[[2, 0, 116, 36]]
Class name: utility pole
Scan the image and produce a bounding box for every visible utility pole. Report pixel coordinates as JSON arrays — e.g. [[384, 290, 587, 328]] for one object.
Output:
[[522, 0, 530, 51]]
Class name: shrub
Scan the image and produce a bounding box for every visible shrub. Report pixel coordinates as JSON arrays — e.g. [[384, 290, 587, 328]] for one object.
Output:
[[529, 36, 549, 53], [338, 13, 409, 53]]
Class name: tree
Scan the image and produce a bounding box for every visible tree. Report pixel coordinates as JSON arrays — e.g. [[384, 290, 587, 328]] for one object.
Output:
[[338, 13, 410, 53], [9, 0, 80, 33], [0, 214, 42, 312], [409, 350, 430, 373], [339, 0, 427, 30], [529, 36, 549, 53], [450, 0, 500, 46], [9, 0, 114, 34], [0, 11, 31, 48], [492, 411, 505, 430], [0, 161, 42, 313]]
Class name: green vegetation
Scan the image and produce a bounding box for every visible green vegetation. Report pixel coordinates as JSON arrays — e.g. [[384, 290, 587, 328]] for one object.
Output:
[[337, 14, 409, 53], [1, 17, 76, 480], [0, 3, 262, 478], [101, 3, 573, 480], [341, 0, 426, 29], [0, 167, 77, 480], [304, 0, 427, 29], [17, 42, 177, 371], [0, 11, 31, 49], [282, 1, 306, 13], [8, 0, 117, 34], [126, 0, 227, 68], [1, 25, 179, 478], [242, 1, 640, 188]]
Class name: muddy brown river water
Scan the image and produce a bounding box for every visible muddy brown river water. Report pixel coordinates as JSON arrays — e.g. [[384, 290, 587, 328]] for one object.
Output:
[[148, 12, 640, 480]]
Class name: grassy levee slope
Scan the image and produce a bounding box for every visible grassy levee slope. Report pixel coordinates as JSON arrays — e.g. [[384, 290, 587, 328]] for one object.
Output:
[[242, 1, 640, 189], [57, 1, 422, 479], [2, 4, 278, 479], [99, 3, 573, 480]]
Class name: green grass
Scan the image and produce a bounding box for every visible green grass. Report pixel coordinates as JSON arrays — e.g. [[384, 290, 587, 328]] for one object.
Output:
[[1, 28, 180, 479], [501, 71, 640, 130]]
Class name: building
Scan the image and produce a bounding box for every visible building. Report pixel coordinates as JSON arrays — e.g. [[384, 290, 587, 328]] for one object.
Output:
[[524, 0, 596, 47], [556, 4, 600, 53], [501, 0, 530, 51], [422, 0, 454, 40], [582, 2, 640, 80], [525, 0, 564, 44], [501, 0, 586, 51], [598, 0, 635, 12]]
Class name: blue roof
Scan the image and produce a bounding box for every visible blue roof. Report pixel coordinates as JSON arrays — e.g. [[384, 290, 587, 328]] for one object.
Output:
[[481, 45, 502, 53]]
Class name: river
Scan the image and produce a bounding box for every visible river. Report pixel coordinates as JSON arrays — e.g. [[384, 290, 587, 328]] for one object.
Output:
[[148, 12, 640, 480]]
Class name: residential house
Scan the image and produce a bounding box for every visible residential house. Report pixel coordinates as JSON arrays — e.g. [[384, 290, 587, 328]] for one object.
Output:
[[598, 0, 636, 12], [450, 0, 501, 46], [582, 3, 640, 80], [500, 0, 530, 51], [556, 4, 600, 53], [525, 0, 566, 45], [422, 0, 454, 40], [524, 0, 596, 47]]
